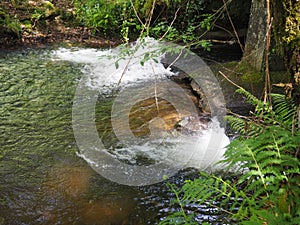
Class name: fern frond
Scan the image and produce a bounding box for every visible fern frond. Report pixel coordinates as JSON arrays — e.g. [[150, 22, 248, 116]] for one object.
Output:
[[271, 93, 298, 129], [225, 115, 263, 136], [231, 90, 298, 131], [235, 88, 261, 106], [182, 172, 249, 213]]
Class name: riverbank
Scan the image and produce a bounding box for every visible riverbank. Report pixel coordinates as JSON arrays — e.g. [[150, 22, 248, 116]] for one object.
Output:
[[0, 0, 122, 50], [0, 0, 251, 51], [0, 25, 121, 50]]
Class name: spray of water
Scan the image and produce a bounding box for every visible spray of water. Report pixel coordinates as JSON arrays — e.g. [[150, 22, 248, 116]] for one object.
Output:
[[52, 37, 229, 186]]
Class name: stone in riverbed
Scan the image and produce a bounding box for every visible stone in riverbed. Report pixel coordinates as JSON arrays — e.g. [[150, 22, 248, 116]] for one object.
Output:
[[175, 114, 211, 136]]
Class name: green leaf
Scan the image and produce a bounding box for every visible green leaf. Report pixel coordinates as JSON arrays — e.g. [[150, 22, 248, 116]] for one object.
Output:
[[115, 61, 119, 69]]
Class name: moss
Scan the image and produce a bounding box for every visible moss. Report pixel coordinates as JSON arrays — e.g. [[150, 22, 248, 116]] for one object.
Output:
[[236, 61, 263, 84], [272, 0, 300, 86], [216, 61, 263, 88]]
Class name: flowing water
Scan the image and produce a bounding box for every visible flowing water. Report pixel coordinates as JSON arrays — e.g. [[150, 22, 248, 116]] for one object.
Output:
[[0, 40, 231, 224]]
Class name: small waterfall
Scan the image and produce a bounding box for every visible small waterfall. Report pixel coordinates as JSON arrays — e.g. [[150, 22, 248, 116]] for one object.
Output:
[[52, 37, 174, 93], [52, 38, 230, 185]]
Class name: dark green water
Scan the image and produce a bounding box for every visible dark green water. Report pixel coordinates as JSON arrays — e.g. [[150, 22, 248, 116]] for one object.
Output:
[[0, 48, 229, 225], [0, 49, 145, 225]]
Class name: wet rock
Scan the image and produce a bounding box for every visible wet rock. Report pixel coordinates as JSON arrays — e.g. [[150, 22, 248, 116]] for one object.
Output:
[[190, 80, 211, 113], [175, 114, 211, 135], [128, 96, 197, 137]]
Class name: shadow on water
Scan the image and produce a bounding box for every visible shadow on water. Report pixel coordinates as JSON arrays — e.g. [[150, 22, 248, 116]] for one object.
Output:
[[0, 47, 231, 224]]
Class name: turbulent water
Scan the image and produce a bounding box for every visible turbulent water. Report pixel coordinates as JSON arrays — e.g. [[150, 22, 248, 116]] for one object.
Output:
[[52, 38, 175, 92], [0, 39, 230, 224], [52, 38, 230, 173]]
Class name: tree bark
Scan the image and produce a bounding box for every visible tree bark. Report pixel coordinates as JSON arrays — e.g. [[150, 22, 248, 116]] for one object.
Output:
[[243, 0, 267, 71], [243, 0, 300, 103], [272, 0, 300, 103]]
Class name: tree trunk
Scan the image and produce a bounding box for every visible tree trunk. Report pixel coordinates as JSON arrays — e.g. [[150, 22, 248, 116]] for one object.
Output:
[[272, 0, 300, 103], [243, 0, 300, 103], [243, 0, 267, 71]]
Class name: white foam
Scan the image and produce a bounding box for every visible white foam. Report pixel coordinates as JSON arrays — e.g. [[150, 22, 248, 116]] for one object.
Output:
[[184, 118, 230, 170], [52, 37, 175, 93], [108, 117, 229, 170]]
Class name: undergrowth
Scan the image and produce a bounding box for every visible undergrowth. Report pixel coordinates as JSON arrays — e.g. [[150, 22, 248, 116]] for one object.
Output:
[[0, 10, 22, 37], [160, 89, 300, 225], [72, 0, 247, 47]]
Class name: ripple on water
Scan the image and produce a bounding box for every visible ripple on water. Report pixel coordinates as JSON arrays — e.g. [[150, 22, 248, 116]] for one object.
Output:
[[0, 46, 231, 224]]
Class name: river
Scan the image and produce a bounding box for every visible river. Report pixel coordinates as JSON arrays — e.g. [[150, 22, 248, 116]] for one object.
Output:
[[0, 39, 232, 224]]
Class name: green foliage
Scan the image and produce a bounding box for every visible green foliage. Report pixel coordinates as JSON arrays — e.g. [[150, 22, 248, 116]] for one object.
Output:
[[72, 0, 218, 45], [160, 90, 300, 224], [230, 89, 298, 131], [74, 0, 125, 35], [73, 0, 174, 37], [0, 12, 22, 37], [150, 21, 179, 41]]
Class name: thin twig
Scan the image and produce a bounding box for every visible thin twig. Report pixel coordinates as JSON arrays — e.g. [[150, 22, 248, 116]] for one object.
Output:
[[222, 0, 244, 53], [117, 56, 132, 87], [296, 105, 300, 157], [117, 44, 140, 87], [263, 0, 273, 119], [264, 10, 273, 101], [202, 57, 241, 75], [145, 0, 156, 36], [129, 0, 146, 30], [227, 109, 251, 120], [298, 105, 300, 132], [214, 24, 235, 39], [150, 60, 159, 112], [129, 0, 149, 39], [165, 44, 186, 70], [219, 70, 243, 89], [159, 6, 181, 41]]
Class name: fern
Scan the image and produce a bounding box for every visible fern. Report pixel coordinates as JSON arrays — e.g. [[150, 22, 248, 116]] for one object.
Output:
[[225, 115, 263, 136], [227, 89, 298, 135], [224, 91, 300, 222], [182, 173, 249, 214], [160, 90, 300, 225], [225, 126, 300, 190], [236, 88, 261, 107], [271, 93, 298, 130]]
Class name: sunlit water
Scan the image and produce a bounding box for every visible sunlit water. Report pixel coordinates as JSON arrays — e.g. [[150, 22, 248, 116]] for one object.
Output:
[[52, 38, 229, 171], [0, 41, 230, 224]]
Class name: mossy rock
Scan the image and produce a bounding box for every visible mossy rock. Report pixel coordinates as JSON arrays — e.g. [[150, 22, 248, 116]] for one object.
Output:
[[236, 61, 263, 84]]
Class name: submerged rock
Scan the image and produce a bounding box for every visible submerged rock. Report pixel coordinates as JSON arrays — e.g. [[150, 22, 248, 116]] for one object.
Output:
[[40, 163, 137, 224]]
